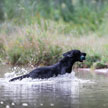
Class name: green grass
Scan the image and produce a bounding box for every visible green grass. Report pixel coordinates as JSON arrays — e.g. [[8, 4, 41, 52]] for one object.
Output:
[[0, 0, 108, 68], [0, 0, 108, 34], [0, 20, 108, 68]]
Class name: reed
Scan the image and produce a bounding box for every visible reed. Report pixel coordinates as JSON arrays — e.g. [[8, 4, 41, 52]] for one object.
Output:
[[0, 21, 108, 68]]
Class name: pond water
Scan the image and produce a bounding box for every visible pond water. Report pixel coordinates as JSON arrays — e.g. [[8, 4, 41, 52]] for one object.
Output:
[[0, 65, 108, 108]]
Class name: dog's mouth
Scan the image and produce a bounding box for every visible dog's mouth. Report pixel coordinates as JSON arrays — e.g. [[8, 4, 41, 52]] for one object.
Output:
[[80, 55, 86, 62]]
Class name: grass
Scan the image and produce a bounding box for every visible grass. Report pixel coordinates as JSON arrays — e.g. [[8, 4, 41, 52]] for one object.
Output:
[[0, 0, 108, 68], [1, 0, 108, 33], [0, 20, 108, 68]]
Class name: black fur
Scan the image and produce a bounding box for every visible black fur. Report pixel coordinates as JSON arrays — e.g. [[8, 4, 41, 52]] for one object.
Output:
[[9, 50, 86, 81]]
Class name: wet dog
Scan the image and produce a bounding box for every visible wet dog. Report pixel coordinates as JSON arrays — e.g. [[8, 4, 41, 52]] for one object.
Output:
[[9, 50, 86, 81]]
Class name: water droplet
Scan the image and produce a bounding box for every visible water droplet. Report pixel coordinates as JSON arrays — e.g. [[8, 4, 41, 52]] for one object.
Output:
[[22, 103, 28, 106], [11, 102, 15, 106], [0, 101, 4, 104], [40, 103, 43, 106], [6, 105, 10, 108], [50, 103, 54, 106]]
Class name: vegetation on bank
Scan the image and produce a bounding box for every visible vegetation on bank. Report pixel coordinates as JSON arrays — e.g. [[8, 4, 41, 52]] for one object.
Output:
[[0, 21, 108, 68], [0, 0, 108, 68]]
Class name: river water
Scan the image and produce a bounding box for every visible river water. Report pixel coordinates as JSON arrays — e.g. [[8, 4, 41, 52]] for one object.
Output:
[[0, 65, 108, 108]]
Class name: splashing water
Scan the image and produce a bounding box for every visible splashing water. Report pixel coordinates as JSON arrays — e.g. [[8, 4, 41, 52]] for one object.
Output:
[[3, 67, 93, 85], [0, 66, 97, 108]]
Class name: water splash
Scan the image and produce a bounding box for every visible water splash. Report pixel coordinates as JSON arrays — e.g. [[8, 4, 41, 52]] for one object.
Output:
[[4, 67, 28, 79], [1, 70, 94, 86], [0, 67, 96, 108], [0, 66, 94, 86]]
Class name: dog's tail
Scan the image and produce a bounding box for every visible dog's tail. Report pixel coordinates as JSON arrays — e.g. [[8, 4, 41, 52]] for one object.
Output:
[[9, 74, 30, 82]]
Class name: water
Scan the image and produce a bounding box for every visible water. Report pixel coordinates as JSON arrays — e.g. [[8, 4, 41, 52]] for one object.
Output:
[[0, 65, 108, 108]]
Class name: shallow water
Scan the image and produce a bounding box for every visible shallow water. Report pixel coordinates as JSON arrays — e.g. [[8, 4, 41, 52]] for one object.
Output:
[[0, 65, 108, 108]]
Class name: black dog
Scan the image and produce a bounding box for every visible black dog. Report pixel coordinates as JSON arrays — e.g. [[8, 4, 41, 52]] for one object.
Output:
[[9, 50, 86, 81]]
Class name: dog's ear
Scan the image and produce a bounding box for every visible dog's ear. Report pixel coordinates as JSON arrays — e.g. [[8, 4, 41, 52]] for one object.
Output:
[[63, 51, 72, 57]]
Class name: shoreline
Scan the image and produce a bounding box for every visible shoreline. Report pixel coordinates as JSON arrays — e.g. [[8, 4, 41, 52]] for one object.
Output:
[[78, 68, 108, 75], [1, 62, 108, 74]]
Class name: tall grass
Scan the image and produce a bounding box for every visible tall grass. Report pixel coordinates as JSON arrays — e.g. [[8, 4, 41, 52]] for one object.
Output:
[[0, 21, 108, 68], [0, 0, 108, 68], [0, 0, 108, 34]]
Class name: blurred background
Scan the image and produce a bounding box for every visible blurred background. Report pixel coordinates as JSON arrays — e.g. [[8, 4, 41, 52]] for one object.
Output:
[[0, 0, 108, 68], [0, 1, 108, 108]]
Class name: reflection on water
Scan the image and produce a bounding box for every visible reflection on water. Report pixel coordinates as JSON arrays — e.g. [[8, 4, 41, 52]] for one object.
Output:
[[0, 73, 82, 108], [0, 65, 108, 108]]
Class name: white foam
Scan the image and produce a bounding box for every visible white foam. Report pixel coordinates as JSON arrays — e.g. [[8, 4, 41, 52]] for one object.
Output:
[[4, 67, 28, 79], [4, 72, 17, 78], [22, 103, 28, 106], [0, 70, 94, 86]]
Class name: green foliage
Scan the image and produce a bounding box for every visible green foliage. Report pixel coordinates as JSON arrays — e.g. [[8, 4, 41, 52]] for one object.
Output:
[[0, 0, 107, 34], [84, 54, 101, 67], [77, 54, 101, 68], [0, 0, 4, 21], [92, 61, 107, 69], [0, 39, 5, 57], [0, 0, 108, 67]]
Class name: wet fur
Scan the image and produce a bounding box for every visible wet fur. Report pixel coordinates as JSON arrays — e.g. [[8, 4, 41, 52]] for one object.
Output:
[[9, 50, 86, 81]]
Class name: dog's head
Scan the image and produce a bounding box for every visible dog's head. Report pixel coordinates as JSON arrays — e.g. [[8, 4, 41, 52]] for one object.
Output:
[[63, 50, 86, 62]]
